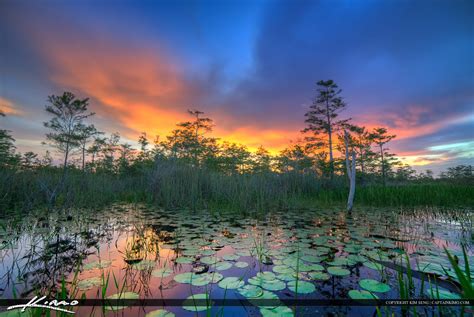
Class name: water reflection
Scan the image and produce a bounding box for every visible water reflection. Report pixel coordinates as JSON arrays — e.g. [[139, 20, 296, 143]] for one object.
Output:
[[0, 204, 471, 316]]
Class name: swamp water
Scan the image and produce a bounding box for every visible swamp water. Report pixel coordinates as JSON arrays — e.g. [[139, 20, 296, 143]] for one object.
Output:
[[0, 204, 472, 316]]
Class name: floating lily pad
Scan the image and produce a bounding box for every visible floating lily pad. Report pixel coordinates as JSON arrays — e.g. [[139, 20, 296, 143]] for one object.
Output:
[[214, 261, 232, 271], [145, 309, 175, 317], [173, 272, 194, 284], [182, 249, 199, 257], [308, 271, 330, 281], [347, 254, 366, 263], [207, 272, 224, 283], [287, 280, 315, 294], [326, 257, 348, 266], [275, 272, 303, 282], [301, 255, 323, 263], [83, 260, 112, 270], [132, 260, 156, 271], [260, 306, 294, 317], [201, 249, 216, 256], [223, 254, 240, 261], [190, 274, 213, 286], [175, 256, 194, 264], [237, 284, 264, 298], [282, 257, 300, 267], [105, 291, 139, 311], [200, 256, 218, 265], [218, 277, 245, 289], [152, 268, 173, 278], [236, 250, 252, 256], [348, 290, 379, 300], [182, 293, 211, 312], [248, 290, 280, 309], [299, 263, 324, 272], [256, 271, 277, 281], [77, 277, 102, 290], [327, 266, 350, 276], [248, 276, 286, 291], [363, 261, 384, 271], [272, 265, 294, 274], [235, 261, 249, 268], [359, 279, 391, 293]]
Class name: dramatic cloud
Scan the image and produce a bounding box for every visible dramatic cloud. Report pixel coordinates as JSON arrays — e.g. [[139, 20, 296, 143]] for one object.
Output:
[[0, 97, 23, 116], [1, 0, 472, 173]]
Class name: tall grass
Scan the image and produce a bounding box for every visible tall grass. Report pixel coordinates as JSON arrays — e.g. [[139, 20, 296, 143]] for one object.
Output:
[[1, 160, 473, 214]]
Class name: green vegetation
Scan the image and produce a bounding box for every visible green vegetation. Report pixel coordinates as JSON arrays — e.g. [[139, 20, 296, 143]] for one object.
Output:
[[1, 84, 473, 213]]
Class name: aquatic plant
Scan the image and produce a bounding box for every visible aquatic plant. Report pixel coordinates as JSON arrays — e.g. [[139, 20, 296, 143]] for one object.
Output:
[[444, 245, 473, 299]]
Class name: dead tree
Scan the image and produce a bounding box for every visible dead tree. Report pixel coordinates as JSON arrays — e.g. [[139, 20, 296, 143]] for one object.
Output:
[[344, 130, 356, 213]]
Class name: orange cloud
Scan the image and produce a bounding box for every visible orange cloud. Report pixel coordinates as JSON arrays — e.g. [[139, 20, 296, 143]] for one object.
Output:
[[353, 105, 469, 140], [30, 32, 299, 152], [0, 97, 23, 116]]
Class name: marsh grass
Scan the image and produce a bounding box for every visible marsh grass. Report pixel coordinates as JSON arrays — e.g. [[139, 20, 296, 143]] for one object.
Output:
[[444, 245, 473, 299], [2, 163, 473, 215]]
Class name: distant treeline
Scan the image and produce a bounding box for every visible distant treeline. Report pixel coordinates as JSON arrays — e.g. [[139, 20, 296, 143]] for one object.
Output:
[[1, 81, 473, 212]]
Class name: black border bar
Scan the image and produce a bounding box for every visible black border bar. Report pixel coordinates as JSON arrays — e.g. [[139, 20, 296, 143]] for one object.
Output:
[[0, 299, 471, 307]]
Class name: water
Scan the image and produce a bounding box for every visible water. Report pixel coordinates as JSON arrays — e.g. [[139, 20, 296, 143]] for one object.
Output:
[[0, 204, 471, 316]]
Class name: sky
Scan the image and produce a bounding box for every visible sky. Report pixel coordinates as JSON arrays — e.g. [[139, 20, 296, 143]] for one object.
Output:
[[0, 0, 473, 174]]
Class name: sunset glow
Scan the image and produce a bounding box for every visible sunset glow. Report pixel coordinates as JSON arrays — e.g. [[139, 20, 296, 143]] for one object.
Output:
[[1, 0, 472, 173]]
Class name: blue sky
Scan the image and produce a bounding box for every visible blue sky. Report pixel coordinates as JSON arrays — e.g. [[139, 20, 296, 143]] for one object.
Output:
[[0, 0, 473, 173]]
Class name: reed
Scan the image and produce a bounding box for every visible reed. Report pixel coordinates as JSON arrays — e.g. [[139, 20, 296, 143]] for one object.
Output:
[[1, 162, 473, 215]]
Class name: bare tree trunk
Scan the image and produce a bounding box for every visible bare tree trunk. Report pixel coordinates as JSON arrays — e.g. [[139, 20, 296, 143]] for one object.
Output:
[[380, 144, 385, 186], [63, 142, 69, 176], [326, 95, 334, 181], [82, 144, 86, 171], [344, 130, 356, 213]]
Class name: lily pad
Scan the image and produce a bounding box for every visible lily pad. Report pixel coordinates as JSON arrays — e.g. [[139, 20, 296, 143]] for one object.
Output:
[[200, 256, 218, 265], [190, 274, 213, 286], [207, 272, 224, 283], [287, 280, 315, 294], [173, 272, 194, 284], [105, 291, 139, 311], [238, 284, 264, 298], [175, 256, 194, 264], [201, 249, 216, 256], [214, 261, 232, 271], [248, 276, 286, 291], [359, 279, 391, 293], [260, 306, 294, 317], [77, 277, 102, 290], [223, 254, 240, 261], [218, 277, 245, 289], [236, 250, 252, 256], [145, 309, 175, 317], [298, 263, 324, 272], [248, 290, 280, 309], [272, 265, 294, 274], [348, 289, 379, 300], [83, 260, 112, 270], [327, 266, 350, 276], [132, 260, 156, 271], [326, 257, 348, 266], [235, 261, 249, 268], [363, 261, 384, 271], [308, 271, 330, 281], [301, 255, 323, 263], [152, 268, 173, 278], [182, 293, 211, 312]]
